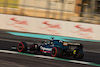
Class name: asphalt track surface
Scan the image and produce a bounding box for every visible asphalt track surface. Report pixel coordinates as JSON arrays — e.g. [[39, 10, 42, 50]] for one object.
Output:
[[0, 52, 96, 67], [0, 30, 100, 67]]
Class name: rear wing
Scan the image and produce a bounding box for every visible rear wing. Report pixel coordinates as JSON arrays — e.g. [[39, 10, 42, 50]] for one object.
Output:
[[68, 42, 83, 49]]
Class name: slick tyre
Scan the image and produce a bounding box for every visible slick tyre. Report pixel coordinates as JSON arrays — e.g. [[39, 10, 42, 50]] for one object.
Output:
[[17, 42, 27, 53], [51, 47, 63, 57]]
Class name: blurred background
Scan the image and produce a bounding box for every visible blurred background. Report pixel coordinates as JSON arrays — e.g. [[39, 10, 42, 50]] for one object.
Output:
[[0, 0, 100, 67], [0, 0, 100, 24]]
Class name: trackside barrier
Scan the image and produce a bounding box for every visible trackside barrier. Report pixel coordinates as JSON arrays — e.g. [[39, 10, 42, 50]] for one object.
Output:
[[0, 14, 100, 40]]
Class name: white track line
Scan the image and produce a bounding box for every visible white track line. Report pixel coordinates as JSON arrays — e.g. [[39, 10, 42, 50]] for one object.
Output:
[[34, 55, 53, 59], [0, 50, 18, 54], [0, 38, 32, 44], [84, 50, 100, 54], [69, 60, 90, 64], [0, 50, 100, 67]]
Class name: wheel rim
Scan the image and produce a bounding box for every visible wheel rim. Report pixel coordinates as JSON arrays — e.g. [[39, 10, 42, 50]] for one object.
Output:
[[17, 42, 24, 52], [73, 49, 84, 59], [73, 50, 77, 55], [51, 47, 57, 57]]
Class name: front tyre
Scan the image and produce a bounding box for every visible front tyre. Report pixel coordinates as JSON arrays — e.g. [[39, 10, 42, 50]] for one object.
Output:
[[51, 47, 63, 57], [73, 49, 84, 59], [17, 42, 27, 53]]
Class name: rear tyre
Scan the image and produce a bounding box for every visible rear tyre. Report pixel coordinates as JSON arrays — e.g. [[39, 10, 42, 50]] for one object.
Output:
[[73, 49, 84, 59], [17, 42, 27, 53], [51, 47, 63, 57]]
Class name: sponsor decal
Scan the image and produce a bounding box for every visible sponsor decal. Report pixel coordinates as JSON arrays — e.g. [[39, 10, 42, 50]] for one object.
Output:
[[40, 21, 62, 35], [72, 24, 94, 39], [42, 21, 61, 29], [7, 17, 29, 31], [10, 17, 28, 25], [75, 25, 93, 33]]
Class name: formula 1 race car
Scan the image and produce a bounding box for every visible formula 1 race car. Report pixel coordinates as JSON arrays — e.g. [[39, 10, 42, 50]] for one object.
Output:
[[14, 38, 84, 59]]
